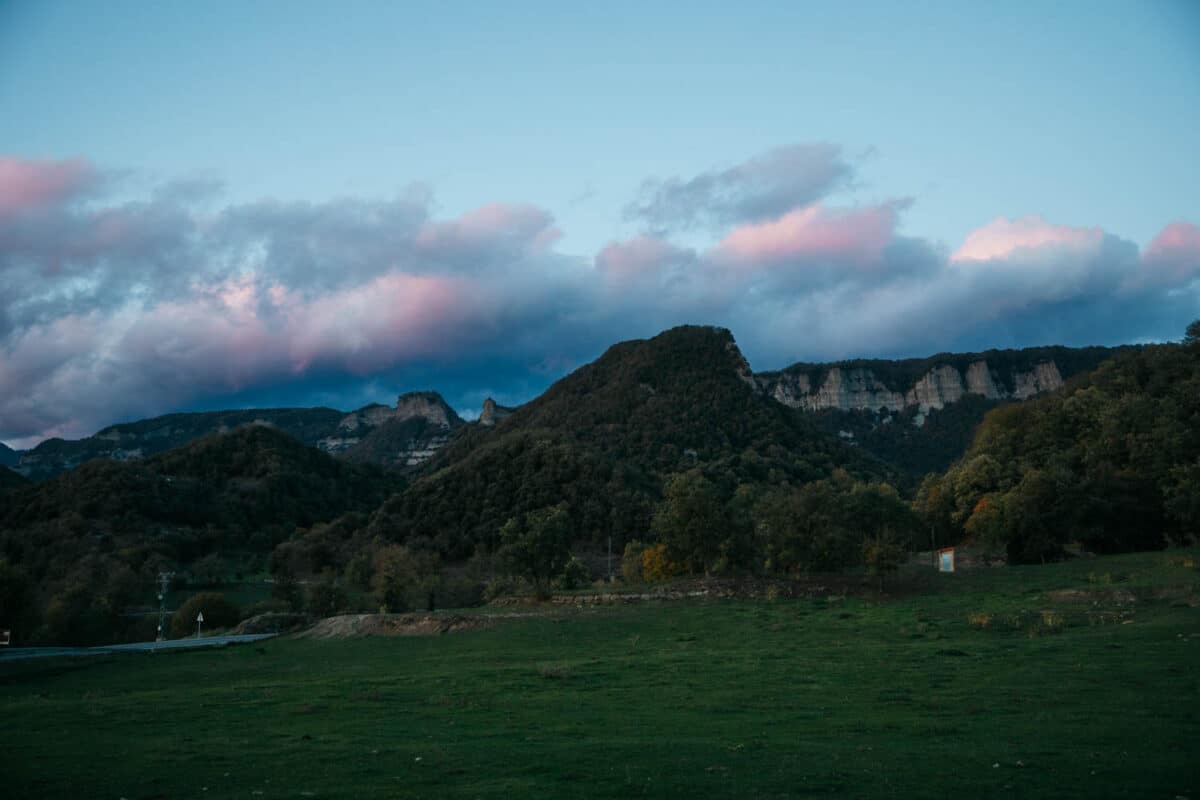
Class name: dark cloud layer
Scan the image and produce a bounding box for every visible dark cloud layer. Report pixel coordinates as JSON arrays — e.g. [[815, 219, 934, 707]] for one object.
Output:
[[1, 150, 1198, 448]]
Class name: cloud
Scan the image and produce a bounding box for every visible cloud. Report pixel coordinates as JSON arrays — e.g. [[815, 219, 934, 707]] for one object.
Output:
[[2, 152, 1198, 448], [595, 235, 694, 281], [623, 143, 853, 232], [1137, 221, 1200, 288], [0, 156, 97, 217], [712, 202, 904, 269], [950, 215, 1105, 263]]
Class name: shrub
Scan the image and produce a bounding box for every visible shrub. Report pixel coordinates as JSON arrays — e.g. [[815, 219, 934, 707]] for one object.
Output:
[[305, 575, 348, 617], [171, 592, 240, 638], [621, 541, 646, 583], [437, 576, 485, 609], [372, 545, 440, 612], [483, 575, 521, 602], [554, 556, 590, 591], [641, 544, 679, 582]]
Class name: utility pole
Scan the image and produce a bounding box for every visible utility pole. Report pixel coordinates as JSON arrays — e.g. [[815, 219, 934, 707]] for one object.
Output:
[[156, 571, 174, 642], [607, 535, 613, 583]]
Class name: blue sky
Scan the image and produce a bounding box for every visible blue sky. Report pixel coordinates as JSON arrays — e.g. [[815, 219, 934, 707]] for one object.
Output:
[[1, 1, 1199, 447]]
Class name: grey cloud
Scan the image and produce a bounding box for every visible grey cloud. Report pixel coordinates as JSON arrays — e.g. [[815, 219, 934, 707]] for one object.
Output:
[[623, 143, 853, 232]]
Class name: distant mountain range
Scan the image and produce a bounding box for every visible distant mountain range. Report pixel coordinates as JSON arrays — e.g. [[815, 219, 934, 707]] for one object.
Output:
[[6, 329, 1119, 484]]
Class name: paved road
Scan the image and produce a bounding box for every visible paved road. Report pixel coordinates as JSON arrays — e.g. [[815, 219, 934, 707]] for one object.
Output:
[[0, 633, 277, 661]]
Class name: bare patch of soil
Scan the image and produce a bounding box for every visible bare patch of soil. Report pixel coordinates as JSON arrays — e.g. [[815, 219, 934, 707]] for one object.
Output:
[[298, 613, 489, 639]]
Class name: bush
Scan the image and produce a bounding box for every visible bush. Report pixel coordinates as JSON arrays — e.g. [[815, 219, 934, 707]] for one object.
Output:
[[372, 545, 440, 612], [621, 541, 646, 583], [171, 592, 240, 638], [554, 556, 591, 591], [641, 544, 679, 582], [305, 575, 348, 617], [436, 575, 485, 609], [483, 575, 521, 602]]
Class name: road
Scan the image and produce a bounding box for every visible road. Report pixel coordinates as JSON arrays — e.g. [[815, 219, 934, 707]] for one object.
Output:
[[0, 633, 277, 661]]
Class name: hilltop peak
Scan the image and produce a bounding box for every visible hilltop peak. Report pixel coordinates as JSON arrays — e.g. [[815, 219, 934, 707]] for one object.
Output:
[[395, 391, 464, 429]]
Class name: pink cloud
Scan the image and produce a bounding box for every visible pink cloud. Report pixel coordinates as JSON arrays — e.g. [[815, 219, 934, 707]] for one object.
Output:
[[415, 202, 560, 257], [595, 235, 691, 280], [1132, 220, 1200, 288], [0, 156, 95, 217], [1143, 220, 1200, 265], [951, 215, 1104, 263], [713, 203, 898, 267], [288, 272, 473, 374]]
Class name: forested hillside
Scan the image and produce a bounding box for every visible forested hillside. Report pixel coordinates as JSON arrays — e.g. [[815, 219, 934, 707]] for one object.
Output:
[[0, 426, 400, 644], [919, 326, 1200, 562], [364, 326, 898, 557]]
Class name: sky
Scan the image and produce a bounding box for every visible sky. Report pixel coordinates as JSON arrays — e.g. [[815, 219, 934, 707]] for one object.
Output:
[[1, 0, 1199, 449]]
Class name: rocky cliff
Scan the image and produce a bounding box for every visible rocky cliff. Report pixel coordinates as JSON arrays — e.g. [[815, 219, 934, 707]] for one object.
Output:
[[478, 397, 515, 426], [754, 346, 1116, 424]]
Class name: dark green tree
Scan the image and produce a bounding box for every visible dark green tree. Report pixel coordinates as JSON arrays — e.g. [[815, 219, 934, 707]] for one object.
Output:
[[652, 470, 727, 574], [371, 545, 441, 612], [498, 504, 573, 599], [0, 560, 38, 644]]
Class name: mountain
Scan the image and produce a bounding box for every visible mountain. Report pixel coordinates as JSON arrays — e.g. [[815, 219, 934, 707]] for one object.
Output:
[[12, 392, 463, 481], [0, 425, 399, 633], [0, 442, 20, 467], [754, 346, 1120, 477], [0, 424, 399, 645], [368, 326, 891, 558]]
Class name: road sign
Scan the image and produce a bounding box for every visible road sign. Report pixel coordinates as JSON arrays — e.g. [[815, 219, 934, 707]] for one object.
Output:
[[0, 629, 10, 646], [196, 612, 204, 623]]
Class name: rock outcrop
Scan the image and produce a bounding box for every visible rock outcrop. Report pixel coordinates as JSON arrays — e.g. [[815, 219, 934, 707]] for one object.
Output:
[[395, 391, 462, 428], [756, 358, 1066, 424], [479, 397, 515, 426]]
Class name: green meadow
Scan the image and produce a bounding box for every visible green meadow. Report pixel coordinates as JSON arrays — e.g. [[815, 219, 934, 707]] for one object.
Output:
[[3, 550, 1198, 800]]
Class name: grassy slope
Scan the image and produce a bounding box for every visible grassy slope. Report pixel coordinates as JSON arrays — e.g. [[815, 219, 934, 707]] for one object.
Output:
[[2, 549, 1197, 800]]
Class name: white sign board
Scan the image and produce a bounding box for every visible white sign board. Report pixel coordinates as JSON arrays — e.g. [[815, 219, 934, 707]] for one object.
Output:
[[938, 548, 955, 573]]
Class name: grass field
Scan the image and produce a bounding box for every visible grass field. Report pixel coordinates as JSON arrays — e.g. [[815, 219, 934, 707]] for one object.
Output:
[[2, 549, 1198, 799]]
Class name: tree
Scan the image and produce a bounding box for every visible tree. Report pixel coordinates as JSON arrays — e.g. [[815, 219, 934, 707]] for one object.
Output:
[[652, 470, 727, 574], [1184, 319, 1200, 350], [1165, 461, 1200, 545], [862, 533, 906, 591], [305, 572, 348, 617], [0, 560, 38, 644], [498, 504, 572, 599], [372, 545, 440, 612]]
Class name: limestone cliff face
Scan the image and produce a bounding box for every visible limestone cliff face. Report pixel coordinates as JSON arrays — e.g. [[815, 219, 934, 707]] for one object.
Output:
[[323, 392, 464, 466], [756, 359, 1065, 421], [479, 397, 515, 427], [395, 391, 462, 428]]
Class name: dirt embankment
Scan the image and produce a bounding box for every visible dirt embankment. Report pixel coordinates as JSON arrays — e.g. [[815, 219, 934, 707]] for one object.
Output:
[[298, 613, 490, 639]]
